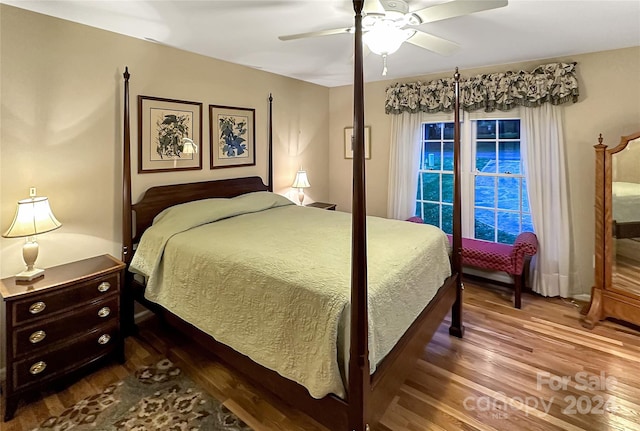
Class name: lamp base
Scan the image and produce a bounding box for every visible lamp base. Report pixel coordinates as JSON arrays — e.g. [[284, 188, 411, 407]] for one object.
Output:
[[15, 267, 45, 282]]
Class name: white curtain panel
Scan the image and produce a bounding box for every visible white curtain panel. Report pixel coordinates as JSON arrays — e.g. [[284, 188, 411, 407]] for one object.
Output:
[[521, 104, 571, 297], [387, 112, 423, 220]]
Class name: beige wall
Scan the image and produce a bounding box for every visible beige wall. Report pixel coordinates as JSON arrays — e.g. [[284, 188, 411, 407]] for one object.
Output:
[[0, 4, 331, 277], [613, 137, 640, 183], [1, 6, 638, 373], [328, 46, 640, 297]]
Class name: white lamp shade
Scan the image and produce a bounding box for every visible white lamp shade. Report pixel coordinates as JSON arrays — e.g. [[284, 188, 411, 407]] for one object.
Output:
[[181, 137, 197, 154], [3, 197, 62, 238], [363, 24, 414, 55], [292, 170, 311, 189]]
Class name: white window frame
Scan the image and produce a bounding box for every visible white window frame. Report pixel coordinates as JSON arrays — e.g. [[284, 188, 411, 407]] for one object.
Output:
[[418, 111, 526, 242]]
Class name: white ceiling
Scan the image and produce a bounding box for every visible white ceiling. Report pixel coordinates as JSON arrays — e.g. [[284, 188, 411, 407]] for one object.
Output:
[[4, 0, 640, 87]]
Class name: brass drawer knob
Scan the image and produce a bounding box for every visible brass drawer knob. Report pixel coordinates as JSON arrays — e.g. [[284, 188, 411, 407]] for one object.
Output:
[[97, 281, 111, 293], [98, 334, 111, 345], [29, 301, 46, 314], [29, 361, 47, 375], [98, 306, 111, 318], [29, 330, 47, 344]]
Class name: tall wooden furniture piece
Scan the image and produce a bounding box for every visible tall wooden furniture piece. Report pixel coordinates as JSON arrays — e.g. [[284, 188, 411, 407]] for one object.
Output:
[[1, 254, 126, 421], [582, 131, 640, 328]]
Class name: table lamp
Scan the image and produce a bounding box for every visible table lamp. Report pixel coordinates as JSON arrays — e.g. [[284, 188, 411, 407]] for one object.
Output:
[[173, 137, 197, 167], [2, 194, 62, 281], [291, 169, 311, 205]]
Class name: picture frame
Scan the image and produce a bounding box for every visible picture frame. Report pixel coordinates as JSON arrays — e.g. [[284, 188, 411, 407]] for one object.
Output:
[[344, 126, 371, 159], [138, 95, 202, 173], [210, 104, 256, 169]]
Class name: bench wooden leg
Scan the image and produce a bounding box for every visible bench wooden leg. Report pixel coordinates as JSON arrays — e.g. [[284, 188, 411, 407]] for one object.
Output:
[[514, 273, 522, 309]]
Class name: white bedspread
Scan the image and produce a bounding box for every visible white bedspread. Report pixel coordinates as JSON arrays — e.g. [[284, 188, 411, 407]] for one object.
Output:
[[130, 192, 451, 399]]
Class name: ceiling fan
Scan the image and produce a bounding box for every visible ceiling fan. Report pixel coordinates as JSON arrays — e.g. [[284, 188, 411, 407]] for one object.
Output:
[[279, 0, 508, 73]]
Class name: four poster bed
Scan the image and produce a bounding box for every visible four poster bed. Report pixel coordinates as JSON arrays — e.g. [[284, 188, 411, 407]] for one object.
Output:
[[120, 3, 464, 430]]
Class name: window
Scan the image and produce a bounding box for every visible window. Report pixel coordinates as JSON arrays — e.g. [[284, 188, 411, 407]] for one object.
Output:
[[415, 119, 533, 244], [474, 119, 533, 243], [416, 123, 454, 234]]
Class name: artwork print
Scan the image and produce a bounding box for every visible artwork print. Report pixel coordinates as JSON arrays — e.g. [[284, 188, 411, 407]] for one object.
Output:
[[151, 109, 194, 160], [210, 105, 256, 169], [344, 126, 371, 159], [138, 96, 202, 173], [218, 114, 249, 159]]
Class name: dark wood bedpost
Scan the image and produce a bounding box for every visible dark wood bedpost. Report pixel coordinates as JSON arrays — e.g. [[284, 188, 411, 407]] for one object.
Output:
[[268, 93, 274, 192], [349, 1, 370, 430], [121, 67, 135, 335], [122, 67, 132, 265], [449, 68, 465, 338]]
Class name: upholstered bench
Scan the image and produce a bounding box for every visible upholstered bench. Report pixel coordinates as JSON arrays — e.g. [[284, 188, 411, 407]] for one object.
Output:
[[405, 217, 538, 308]]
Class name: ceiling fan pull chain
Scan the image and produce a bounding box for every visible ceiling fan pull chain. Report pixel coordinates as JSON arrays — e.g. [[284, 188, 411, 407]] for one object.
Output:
[[382, 54, 388, 76]]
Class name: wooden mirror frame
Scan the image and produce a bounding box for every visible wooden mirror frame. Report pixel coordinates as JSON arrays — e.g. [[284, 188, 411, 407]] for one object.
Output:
[[582, 130, 640, 329]]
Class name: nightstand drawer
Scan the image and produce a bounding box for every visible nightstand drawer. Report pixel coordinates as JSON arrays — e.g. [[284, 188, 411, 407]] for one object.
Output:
[[1, 254, 125, 421], [12, 274, 119, 325], [13, 295, 119, 359], [11, 322, 119, 392]]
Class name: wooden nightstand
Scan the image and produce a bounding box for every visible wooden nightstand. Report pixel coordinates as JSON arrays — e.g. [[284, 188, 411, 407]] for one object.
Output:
[[306, 201, 337, 211], [0, 254, 126, 422]]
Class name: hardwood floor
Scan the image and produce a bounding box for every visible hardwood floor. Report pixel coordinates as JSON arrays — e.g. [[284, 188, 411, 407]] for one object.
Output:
[[3, 280, 640, 431]]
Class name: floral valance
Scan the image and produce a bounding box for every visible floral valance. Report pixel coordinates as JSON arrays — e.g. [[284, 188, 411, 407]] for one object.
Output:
[[384, 62, 579, 114]]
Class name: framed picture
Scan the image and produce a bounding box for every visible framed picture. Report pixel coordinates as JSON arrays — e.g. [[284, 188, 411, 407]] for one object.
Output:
[[210, 104, 256, 169], [138, 96, 202, 173], [344, 126, 371, 159]]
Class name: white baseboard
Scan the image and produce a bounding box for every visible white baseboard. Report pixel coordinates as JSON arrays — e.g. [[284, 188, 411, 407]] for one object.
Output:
[[572, 293, 591, 302], [463, 267, 514, 285]]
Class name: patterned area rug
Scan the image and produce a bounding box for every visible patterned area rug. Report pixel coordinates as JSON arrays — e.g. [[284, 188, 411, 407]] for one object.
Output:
[[32, 359, 252, 431]]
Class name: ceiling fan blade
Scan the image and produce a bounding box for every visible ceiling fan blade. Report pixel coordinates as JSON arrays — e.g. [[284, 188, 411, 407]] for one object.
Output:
[[406, 30, 460, 56], [363, 0, 386, 16], [279, 27, 353, 41], [413, 0, 508, 24]]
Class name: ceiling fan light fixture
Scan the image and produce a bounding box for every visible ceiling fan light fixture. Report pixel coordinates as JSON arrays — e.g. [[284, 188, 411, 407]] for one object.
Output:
[[363, 24, 414, 55]]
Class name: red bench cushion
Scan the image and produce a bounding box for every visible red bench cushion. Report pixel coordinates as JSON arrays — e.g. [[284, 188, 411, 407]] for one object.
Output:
[[460, 238, 515, 274], [405, 217, 537, 276]]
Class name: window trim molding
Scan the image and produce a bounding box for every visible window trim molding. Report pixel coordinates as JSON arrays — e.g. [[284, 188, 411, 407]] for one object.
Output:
[[420, 111, 526, 242]]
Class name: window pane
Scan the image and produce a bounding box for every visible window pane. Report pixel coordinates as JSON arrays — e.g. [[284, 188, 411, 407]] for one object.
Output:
[[422, 203, 439, 227], [422, 172, 440, 201], [498, 119, 520, 139], [416, 176, 422, 201], [442, 204, 453, 234], [477, 120, 496, 139], [476, 141, 496, 173], [522, 213, 534, 233], [443, 123, 454, 140], [424, 123, 442, 140], [475, 176, 495, 208], [424, 141, 441, 170], [498, 177, 520, 210], [475, 208, 495, 241], [499, 141, 521, 174], [443, 141, 453, 171], [442, 174, 453, 203], [414, 202, 421, 218], [497, 211, 519, 244]]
